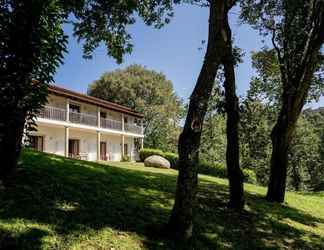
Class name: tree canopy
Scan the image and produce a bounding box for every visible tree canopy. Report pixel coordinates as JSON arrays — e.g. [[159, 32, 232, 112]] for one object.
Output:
[[88, 64, 184, 152]]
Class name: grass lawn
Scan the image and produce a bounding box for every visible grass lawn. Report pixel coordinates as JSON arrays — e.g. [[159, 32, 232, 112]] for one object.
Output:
[[0, 149, 324, 249]]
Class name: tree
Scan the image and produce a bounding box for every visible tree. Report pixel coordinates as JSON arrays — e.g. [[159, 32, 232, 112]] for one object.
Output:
[[0, 0, 175, 180], [201, 86, 227, 165], [240, 0, 324, 202], [244, 48, 324, 190], [288, 116, 320, 191], [88, 64, 184, 152], [167, 0, 244, 241], [240, 98, 272, 185]]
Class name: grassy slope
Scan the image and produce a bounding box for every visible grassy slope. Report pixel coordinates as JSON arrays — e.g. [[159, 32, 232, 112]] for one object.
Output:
[[0, 150, 323, 250]]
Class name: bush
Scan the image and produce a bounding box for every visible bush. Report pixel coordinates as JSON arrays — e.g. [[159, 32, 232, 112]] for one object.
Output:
[[198, 160, 256, 184], [198, 160, 227, 178], [163, 152, 178, 168], [139, 148, 164, 162], [139, 148, 256, 183], [139, 148, 178, 168], [243, 168, 257, 184]]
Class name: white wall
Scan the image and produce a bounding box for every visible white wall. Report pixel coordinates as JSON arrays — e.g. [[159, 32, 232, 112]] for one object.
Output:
[[30, 125, 65, 156], [69, 130, 97, 161], [31, 124, 139, 162], [47, 95, 66, 109]]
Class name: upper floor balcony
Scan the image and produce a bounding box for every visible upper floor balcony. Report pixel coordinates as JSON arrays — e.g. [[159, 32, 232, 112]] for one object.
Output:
[[38, 105, 143, 135]]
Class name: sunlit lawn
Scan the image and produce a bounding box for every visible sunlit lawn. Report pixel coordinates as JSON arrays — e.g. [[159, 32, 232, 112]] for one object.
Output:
[[0, 149, 323, 249]]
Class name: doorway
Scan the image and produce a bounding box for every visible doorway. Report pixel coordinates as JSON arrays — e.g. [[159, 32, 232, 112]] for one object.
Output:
[[100, 141, 107, 160], [69, 139, 80, 158]]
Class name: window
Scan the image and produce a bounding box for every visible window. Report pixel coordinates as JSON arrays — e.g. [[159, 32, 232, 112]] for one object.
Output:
[[100, 112, 107, 119], [28, 136, 44, 152], [69, 104, 80, 113], [124, 116, 128, 124]]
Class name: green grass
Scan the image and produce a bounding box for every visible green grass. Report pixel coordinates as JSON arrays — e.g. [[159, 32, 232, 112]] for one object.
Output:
[[0, 149, 323, 249]]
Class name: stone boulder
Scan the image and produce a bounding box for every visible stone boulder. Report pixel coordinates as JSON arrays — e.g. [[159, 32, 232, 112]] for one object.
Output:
[[144, 155, 170, 169]]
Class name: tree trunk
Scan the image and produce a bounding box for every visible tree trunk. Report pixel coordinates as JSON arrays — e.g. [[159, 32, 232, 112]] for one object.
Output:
[[167, 0, 234, 241], [0, 1, 43, 180], [0, 113, 26, 179], [222, 18, 245, 210], [266, 96, 299, 202]]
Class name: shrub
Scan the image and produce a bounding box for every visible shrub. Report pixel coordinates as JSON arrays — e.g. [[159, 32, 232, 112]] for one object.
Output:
[[198, 160, 256, 184], [198, 160, 227, 178], [243, 168, 257, 184], [163, 152, 178, 168], [139, 148, 178, 168], [139, 148, 164, 162], [139, 148, 256, 183]]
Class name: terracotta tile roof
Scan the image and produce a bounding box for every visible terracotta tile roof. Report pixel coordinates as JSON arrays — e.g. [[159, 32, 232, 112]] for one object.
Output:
[[49, 84, 144, 118]]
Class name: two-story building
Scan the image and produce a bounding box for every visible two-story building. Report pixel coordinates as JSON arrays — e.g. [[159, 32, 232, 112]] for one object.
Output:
[[27, 85, 144, 161]]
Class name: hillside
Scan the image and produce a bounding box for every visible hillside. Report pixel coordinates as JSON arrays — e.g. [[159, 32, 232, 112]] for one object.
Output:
[[0, 150, 324, 249]]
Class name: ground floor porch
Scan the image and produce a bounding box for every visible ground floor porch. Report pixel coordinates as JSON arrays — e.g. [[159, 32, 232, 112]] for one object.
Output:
[[26, 124, 143, 162]]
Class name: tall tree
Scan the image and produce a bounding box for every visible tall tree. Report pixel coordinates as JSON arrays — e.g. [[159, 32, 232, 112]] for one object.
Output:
[[222, 26, 245, 210], [240, 0, 324, 202], [0, 0, 175, 180], [167, 0, 243, 241], [88, 64, 184, 152]]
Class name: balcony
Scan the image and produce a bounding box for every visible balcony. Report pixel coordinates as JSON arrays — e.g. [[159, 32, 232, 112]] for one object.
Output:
[[38, 106, 143, 134], [38, 106, 66, 121]]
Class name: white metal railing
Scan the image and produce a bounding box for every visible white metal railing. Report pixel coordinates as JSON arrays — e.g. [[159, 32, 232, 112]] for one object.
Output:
[[38, 106, 66, 121], [69, 111, 98, 127], [38, 106, 143, 134], [100, 117, 122, 131], [125, 123, 142, 134]]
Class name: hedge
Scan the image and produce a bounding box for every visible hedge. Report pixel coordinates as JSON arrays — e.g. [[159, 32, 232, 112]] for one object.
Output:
[[139, 148, 178, 168], [198, 160, 256, 184], [139, 148, 256, 183]]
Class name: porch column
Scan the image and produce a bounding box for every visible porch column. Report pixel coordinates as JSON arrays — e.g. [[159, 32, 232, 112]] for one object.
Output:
[[66, 98, 70, 122], [140, 137, 144, 149], [141, 119, 144, 134], [97, 106, 101, 128], [121, 135, 125, 158], [121, 114, 125, 131], [65, 126, 69, 157], [97, 131, 101, 161]]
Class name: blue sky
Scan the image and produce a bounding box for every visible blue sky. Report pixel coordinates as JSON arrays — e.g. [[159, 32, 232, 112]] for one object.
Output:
[[54, 4, 323, 108]]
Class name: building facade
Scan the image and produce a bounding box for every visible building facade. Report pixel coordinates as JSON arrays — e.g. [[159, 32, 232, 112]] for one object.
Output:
[[27, 85, 144, 162]]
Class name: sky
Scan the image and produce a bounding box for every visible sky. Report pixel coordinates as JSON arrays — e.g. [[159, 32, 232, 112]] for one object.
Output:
[[54, 4, 323, 109]]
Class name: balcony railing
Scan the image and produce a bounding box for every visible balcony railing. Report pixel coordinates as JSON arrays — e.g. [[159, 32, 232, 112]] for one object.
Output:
[[125, 123, 142, 134], [100, 117, 122, 131], [38, 106, 66, 121], [69, 111, 98, 127], [38, 106, 143, 134]]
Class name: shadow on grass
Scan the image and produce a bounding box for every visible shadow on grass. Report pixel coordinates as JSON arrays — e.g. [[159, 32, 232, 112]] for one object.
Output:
[[195, 182, 324, 249], [0, 150, 323, 249]]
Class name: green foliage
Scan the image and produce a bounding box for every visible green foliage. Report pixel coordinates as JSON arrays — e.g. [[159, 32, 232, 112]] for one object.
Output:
[[88, 65, 184, 152], [198, 160, 256, 184], [240, 98, 273, 186], [163, 152, 179, 169], [139, 148, 178, 168], [139, 148, 164, 162], [200, 85, 227, 165], [139, 148, 256, 183]]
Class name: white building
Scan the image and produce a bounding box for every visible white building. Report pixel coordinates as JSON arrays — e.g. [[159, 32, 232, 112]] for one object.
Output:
[[27, 85, 144, 162]]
